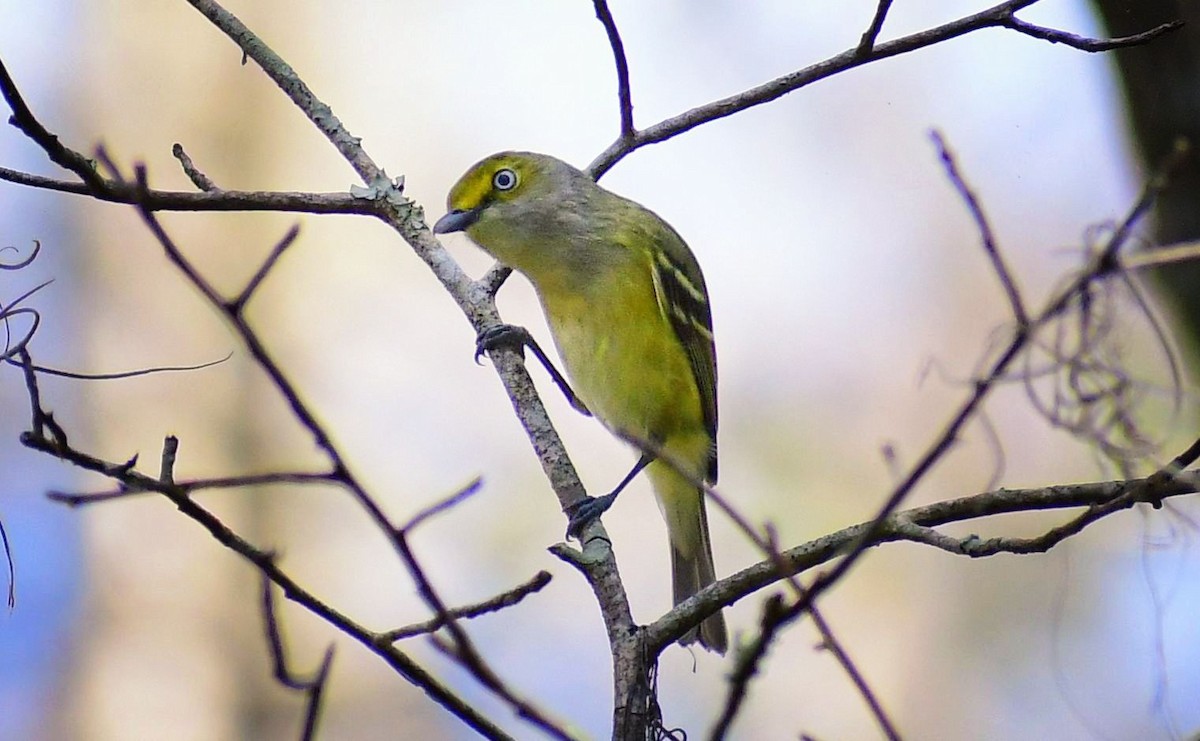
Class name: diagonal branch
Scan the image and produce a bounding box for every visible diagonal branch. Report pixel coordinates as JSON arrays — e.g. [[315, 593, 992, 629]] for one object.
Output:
[[0, 58, 105, 191], [260, 574, 336, 741], [933, 130, 1028, 326], [587, 0, 1180, 177], [383, 570, 553, 642], [20, 421, 513, 739]]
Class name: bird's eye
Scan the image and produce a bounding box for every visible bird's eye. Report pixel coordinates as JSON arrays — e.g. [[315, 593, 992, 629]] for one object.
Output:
[[492, 168, 518, 191]]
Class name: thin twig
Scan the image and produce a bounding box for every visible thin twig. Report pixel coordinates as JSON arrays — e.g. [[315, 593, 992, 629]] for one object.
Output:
[[586, 0, 1180, 177], [299, 647, 335, 741], [397, 534, 578, 741], [17, 349, 66, 448], [0, 58, 105, 190], [0, 166, 375, 213], [477, 264, 513, 299], [932, 130, 1028, 326], [710, 594, 785, 739], [808, 605, 902, 741], [1123, 239, 1200, 270], [159, 435, 179, 485], [230, 224, 301, 310], [260, 572, 339, 741], [401, 477, 485, 533], [5, 351, 232, 380], [172, 143, 219, 191], [0, 239, 40, 270], [1, 515, 13, 609], [23, 429, 512, 739], [116, 161, 519, 737], [638, 466, 1200, 657], [183, 0, 379, 183], [856, 0, 895, 56], [384, 570, 553, 641], [591, 0, 634, 139], [1003, 16, 1184, 51], [260, 571, 337, 740], [790, 139, 1190, 611], [47, 470, 336, 507]]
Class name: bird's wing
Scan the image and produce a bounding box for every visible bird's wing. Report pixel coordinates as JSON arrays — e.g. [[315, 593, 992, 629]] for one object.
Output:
[[647, 221, 719, 482]]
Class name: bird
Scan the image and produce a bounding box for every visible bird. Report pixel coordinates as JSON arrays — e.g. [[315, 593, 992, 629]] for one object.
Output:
[[434, 151, 727, 654]]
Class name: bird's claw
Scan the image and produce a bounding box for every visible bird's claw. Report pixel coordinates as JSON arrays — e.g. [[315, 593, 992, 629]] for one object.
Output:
[[565, 493, 617, 540], [475, 323, 530, 365]]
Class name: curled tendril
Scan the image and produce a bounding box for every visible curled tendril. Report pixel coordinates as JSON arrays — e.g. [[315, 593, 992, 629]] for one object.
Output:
[[0, 239, 41, 270], [1, 277, 50, 362], [1, 306, 41, 363], [1021, 238, 1182, 475]]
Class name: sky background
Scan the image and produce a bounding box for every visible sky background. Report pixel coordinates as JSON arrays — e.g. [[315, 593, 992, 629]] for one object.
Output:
[[2, 1, 1200, 739]]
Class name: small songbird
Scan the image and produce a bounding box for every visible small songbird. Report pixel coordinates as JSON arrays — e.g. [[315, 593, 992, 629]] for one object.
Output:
[[434, 152, 727, 654]]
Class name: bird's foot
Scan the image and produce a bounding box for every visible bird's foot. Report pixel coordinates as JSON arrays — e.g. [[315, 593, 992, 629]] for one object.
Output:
[[474, 323, 532, 364], [565, 493, 617, 540]]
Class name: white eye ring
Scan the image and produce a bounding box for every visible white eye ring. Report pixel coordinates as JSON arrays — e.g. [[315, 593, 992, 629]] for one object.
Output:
[[493, 168, 518, 191]]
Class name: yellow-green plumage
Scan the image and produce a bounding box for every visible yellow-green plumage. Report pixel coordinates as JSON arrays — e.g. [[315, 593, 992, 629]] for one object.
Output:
[[436, 152, 727, 654]]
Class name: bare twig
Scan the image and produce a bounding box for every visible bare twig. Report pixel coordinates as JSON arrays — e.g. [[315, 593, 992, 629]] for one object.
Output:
[[586, 0, 1180, 177], [591, 0, 634, 139], [643, 467, 1200, 662], [172, 143, 219, 191], [1, 515, 13, 609], [478, 264, 513, 299], [783, 138, 1190, 621], [808, 605, 902, 741], [299, 648, 335, 741], [710, 594, 785, 739], [384, 570, 553, 641], [933, 130, 1028, 326], [47, 470, 335, 507], [400, 477, 485, 534], [230, 224, 301, 310], [1003, 16, 1184, 51], [1, 278, 50, 353], [0, 166, 375, 213], [0, 239, 40, 270], [6, 351, 232, 380], [159, 435, 179, 485], [23, 429, 512, 739], [856, 0, 895, 56], [398, 533, 578, 741], [17, 350, 66, 448], [1123, 239, 1200, 270], [260, 574, 336, 741], [0, 58, 105, 190], [102, 159, 520, 736], [184, 0, 379, 183]]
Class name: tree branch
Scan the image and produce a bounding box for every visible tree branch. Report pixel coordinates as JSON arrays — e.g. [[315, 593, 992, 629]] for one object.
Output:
[[586, 0, 1180, 177]]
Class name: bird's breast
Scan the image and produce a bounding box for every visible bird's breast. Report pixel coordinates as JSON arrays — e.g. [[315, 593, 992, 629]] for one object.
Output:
[[537, 271, 703, 443]]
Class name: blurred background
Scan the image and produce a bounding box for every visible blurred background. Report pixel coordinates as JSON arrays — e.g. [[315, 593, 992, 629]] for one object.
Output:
[[2, 0, 1199, 738]]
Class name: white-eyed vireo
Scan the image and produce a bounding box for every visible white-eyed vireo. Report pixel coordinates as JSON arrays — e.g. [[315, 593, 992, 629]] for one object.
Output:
[[434, 151, 727, 654]]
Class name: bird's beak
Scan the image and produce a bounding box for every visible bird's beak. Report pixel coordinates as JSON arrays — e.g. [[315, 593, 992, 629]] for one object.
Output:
[[433, 208, 480, 234]]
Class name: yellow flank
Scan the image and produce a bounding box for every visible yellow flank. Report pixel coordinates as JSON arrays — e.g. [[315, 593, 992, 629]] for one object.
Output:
[[435, 151, 728, 654], [541, 248, 704, 446]]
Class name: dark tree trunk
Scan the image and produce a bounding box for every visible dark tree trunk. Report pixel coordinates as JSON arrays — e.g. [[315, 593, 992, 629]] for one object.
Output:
[[1093, 0, 1200, 360]]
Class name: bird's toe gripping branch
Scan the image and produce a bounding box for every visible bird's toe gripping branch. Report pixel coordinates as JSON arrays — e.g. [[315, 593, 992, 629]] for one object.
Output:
[[474, 323, 590, 416]]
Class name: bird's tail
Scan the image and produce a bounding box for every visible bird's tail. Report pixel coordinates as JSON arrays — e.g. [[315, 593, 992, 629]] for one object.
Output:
[[649, 461, 728, 655]]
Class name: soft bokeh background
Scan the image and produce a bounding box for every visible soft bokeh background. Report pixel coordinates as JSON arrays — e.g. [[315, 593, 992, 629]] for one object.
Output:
[[2, 1, 1199, 739]]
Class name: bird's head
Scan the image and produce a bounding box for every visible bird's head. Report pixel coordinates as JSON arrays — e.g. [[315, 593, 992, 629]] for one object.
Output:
[[435, 152, 560, 231]]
